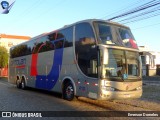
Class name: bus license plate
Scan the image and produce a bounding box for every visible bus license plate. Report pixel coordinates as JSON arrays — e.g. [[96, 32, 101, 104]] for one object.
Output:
[[124, 94, 130, 98]]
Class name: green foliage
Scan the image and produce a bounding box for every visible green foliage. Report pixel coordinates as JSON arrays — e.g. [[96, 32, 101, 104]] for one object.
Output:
[[0, 46, 8, 68]]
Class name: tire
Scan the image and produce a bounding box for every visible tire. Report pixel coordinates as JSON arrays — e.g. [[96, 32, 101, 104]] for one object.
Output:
[[21, 79, 26, 90], [16, 79, 21, 89], [63, 82, 74, 101]]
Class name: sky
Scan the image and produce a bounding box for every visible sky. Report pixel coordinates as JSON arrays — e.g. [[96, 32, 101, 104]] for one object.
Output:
[[0, 0, 160, 52]]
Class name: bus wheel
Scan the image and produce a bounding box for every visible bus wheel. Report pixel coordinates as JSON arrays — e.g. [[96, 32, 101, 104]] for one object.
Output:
[[63, 82, 74, 101], [16, 79, 21, 89], [21, 79, 26, 90]]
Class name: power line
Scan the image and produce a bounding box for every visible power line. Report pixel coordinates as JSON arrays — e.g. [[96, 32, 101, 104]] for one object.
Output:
[[99, 0, 144, 19], [117, 6, 160, 23], [12, 0, 44, 23], [132, 22, 160, 30], [107, 0, 160, 20], [122, 12, 160, 24], [19, 0, 44, 16], [23, 0, 67, 25]]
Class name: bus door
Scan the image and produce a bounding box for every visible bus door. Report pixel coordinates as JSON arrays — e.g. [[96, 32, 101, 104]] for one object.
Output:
[[75, 44, 99, 98], [76, 76, 88, 97], [87, 59, 99, 99], [75, 22, 98, 97], [76, 76, 99, 99]]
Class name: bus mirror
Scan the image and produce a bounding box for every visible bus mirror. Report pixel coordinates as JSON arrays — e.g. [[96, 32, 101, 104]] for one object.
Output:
[[103, 49, 108, 64]]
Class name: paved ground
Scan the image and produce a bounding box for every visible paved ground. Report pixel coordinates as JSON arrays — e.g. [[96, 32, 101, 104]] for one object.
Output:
[[0, 77, 160, 120]]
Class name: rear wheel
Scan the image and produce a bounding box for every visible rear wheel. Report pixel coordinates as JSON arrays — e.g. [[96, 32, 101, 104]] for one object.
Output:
[[16, 79, 21, 89], [21, 79, 26, 90], [63, 82, 74, 101]]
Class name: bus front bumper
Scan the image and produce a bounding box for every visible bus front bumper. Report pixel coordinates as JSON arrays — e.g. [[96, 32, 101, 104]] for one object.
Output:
[[98, 90, 142, 100]]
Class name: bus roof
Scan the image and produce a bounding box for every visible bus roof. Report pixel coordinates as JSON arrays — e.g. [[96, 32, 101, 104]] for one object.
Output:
[[45, 19, 130, 36], [10, 19, 130, 48], [62, 19, 129, 29]]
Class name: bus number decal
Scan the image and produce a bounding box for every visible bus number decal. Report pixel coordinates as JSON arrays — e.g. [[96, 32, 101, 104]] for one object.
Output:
[[79, 86, 86, 91], [11, 58, 26, 69]]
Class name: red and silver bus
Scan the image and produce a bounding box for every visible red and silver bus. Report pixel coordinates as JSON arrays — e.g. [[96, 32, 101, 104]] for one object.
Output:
[[8, 19, 142, 100]]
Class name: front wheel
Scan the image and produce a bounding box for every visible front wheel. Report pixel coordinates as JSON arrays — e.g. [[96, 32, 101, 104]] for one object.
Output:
[[63, 82, 74, 101], [21, 79, 26, 90]]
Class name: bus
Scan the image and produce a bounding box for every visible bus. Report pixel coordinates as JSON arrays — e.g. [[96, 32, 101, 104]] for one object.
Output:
[[139, 47, 160, 76], [8, 19, 142, 101]]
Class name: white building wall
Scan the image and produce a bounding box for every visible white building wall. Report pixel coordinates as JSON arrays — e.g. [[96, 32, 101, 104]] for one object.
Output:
[[139, 46, 160, 76], [0, 34, 30, 52]]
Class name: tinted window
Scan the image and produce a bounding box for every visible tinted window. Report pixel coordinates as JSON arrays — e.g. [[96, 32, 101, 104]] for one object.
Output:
[[62, 27, 73, 47], [98, 24, 114, 44], [48, 27, 73, 49], [34, 27, 73, 53], [48, 32, 64, 50], [10, 41, 33, 58], [119, 28, 138, 49], [75, 22, 98, 78], [10, 44, 30, 58], [32, 36, 52, 53], [10, 27, 73, 58]]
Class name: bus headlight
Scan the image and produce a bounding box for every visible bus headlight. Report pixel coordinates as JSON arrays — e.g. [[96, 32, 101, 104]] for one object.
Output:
[[136, 86, 142, 90], [102, 86, 115, 91]]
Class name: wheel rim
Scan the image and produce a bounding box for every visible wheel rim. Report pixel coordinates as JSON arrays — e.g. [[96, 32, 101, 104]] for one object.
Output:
[[21, 81, 25, 89], [65, 85, 73, 98], [16, 80, 20, 87], [16, 80, 21, 88]]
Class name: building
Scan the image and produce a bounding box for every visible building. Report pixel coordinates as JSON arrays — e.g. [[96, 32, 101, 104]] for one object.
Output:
[[0, 34, 31, 52], [0, 34, 31, 77], [139, 46, 160, 76]]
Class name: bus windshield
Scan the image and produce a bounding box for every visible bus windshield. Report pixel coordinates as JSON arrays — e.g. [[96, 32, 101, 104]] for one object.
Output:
[[95, 21, 138, 49], [103, 49, 140, 80]]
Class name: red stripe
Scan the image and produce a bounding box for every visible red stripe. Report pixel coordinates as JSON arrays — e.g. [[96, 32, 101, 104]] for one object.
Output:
[[30, 53, 38, 76], [16, 65, 25, 68], [37, 43, 46, 53]]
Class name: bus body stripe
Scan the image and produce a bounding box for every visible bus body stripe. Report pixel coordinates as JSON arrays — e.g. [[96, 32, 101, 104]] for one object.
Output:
[[35, 48, 64, 90], [30, 53, 38, 76], [15, 65, 26, 69]]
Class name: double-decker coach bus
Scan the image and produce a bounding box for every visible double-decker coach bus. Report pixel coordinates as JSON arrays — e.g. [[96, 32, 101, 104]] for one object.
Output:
[[8, 19, 142, 101]]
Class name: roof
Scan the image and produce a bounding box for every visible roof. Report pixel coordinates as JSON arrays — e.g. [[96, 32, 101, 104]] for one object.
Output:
[[0, 34, 31, 40]]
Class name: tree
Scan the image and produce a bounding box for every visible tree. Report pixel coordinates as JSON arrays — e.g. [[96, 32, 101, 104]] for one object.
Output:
[[0, 46, 8, 68]]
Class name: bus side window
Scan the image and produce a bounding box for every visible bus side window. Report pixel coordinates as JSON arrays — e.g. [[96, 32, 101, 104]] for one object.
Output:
[[10, 44, 31, 58], [98, 24, 113, 44], [75, 22, 98, 78], [54, 32, 65, 49], [48, 31, 65, 49], [81, 37, 95, 45], [61, 27, 73, 48]]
